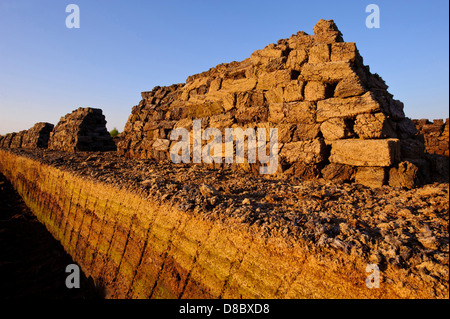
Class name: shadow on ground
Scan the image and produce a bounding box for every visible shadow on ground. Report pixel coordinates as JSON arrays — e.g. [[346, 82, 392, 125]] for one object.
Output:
[[0, 173, 104, 299]]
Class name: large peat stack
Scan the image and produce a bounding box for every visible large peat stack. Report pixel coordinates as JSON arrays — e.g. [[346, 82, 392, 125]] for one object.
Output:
[[118, 20, 428, 187]]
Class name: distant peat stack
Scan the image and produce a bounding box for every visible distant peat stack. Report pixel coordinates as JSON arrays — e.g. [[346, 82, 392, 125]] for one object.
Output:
[[48, 107, 116, 152]]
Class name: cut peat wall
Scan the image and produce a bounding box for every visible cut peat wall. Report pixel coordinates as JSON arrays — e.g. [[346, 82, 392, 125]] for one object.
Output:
[[0, 149, 445, 299]]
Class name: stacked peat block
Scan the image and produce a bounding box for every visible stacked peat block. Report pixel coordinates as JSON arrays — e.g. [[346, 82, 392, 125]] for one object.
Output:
[[412, 118, 449, 183], [0, 133, 16, 148], [118, 19, 428, 188], [0, 135, 6, 147], [9, 131, 26, 148], [1, 132, 17, 148], [413, 119, 449, 156], [48, 107, 116, 152]]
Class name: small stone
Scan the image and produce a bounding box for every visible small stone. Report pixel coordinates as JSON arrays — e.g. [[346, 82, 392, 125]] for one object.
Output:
[[388, 161, 420, 189], [331, 238, 345, 250], [242, 198, 251, 205], [199, 183, 219, 197], [418, 236, 439, 250], [209, 196, 219, 206]]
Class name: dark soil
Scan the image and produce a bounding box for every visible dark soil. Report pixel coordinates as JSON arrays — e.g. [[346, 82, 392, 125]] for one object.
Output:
[[0, 173, 103, 299]]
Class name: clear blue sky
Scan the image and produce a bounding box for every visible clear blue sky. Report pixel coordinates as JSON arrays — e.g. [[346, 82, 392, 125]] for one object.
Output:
[[0, 0, 448, 135]]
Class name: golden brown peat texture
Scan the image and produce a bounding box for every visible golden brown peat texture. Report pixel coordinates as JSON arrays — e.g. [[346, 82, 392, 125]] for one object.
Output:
[[0, 148, 448, 299]]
